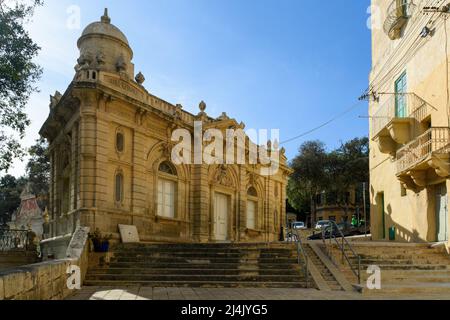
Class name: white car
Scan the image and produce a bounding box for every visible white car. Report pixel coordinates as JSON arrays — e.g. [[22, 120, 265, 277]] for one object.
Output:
[[315, 220, 331, 231], [292, 222, 306, 230]]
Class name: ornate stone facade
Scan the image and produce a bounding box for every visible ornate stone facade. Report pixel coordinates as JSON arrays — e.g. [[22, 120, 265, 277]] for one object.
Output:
[[39, 10, 291, 247]]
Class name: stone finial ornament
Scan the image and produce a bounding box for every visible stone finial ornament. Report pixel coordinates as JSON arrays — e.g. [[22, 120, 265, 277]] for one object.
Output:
[[50, 91, 63, 108], [199, 100, 207, 113], [135, 72, 145, 85], [116, 55, 127, 72], [96, 51, 106, 66], [101, 8, 111, 24], [217, 112, 230, 121]]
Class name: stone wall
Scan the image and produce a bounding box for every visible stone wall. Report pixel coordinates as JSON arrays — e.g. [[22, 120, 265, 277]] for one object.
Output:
[[0, 227, 89, 300]]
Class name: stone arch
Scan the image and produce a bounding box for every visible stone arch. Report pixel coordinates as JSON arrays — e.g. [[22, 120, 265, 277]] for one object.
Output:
[[246, 173, 264, 199], [146, 141, 189, 181]]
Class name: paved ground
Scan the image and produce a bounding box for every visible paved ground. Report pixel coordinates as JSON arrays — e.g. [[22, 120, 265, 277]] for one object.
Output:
[[66, 286, 450, 300]]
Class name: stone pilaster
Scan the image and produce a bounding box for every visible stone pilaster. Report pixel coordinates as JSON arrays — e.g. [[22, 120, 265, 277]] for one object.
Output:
[[131, 128, 147, 215], [192, 164, 209, 242]]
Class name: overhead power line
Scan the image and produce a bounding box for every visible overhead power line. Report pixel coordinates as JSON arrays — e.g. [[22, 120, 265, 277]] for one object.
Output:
[[280, 100, 365, 145]]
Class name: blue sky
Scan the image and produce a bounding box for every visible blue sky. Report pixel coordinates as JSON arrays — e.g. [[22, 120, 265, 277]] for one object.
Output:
[[9, 0, 371, 176]]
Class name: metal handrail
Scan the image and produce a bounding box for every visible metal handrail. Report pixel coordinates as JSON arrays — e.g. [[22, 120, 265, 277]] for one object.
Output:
[[321, 221, 361, 284], [287, 224, 309, 288]]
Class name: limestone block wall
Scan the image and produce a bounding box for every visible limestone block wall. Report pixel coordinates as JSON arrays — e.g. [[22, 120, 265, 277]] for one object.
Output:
[[0, 246, 88, 300]]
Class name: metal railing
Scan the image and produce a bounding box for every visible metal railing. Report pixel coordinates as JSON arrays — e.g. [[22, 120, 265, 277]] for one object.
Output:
[[383, 0, 415, 39], [371, 93, 429, 138], [287, 224, 309, 288], [396, 127, 450, 174], [321, 221, 361, 284], [0, 229, 31, 252]]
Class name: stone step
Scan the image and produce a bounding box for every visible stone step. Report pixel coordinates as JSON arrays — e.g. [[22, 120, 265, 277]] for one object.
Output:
[[115, 243, 296, 250], [108, 262, 301, 269], [113, 257, 300, 264], [85, 273, 304, 282], [360, 273, 450, 283], [82, 279, 308, 288], [351, 258, 448, 265], [84, 243, 309, 289], [358, 264, 450, 271], [342, 247, 442, 257], [111, 248, 297, 254], [361, 282, 450, 295], [88, 267, 303, 276], [112, 252, 296, 259]]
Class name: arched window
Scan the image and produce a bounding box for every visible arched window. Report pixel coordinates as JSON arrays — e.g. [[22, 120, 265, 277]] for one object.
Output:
[[247, 187, 258, 230], [157, 161, 177, 218], [115, 172, 124, 203], [248, 187, 258, 197], [159, 161, 176, 175], [116, 131, 124, 152]]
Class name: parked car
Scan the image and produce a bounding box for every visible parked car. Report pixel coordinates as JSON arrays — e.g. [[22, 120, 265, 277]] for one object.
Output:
[[308, 222, 361, 240], [291, 221, 306, 230], [314, 220, 331, 231]]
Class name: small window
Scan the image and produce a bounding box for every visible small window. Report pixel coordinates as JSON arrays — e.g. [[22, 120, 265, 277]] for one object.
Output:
[[248, 187, 258, 197], [115, 172, 124, 203], [116, 132, 124, 152], [159, 161, 176, 176]]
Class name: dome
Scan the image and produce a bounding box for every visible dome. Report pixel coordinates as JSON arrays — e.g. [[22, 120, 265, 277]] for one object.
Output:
[[78, 9, 129, 48]]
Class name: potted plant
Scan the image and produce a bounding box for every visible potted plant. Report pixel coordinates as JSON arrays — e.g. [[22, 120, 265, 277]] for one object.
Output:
[[89, 229, 112, 253], [100, 233, 113, 252]]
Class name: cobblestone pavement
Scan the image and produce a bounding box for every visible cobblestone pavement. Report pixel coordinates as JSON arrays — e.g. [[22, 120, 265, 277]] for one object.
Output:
[[66, 286, 450, 300]]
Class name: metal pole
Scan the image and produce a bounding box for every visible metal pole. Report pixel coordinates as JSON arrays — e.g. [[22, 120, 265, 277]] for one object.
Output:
[[363, 182, 367, 238]]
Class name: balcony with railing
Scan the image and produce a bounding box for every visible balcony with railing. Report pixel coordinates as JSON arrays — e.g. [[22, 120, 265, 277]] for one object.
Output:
[[371, 93, 430, 155], [396, 127, 450, 188], [384, 0, 415, 40]]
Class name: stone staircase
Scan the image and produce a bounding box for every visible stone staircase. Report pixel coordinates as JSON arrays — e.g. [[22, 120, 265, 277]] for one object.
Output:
[[84, 243, 311, 288], [304, 243, 343, 291], [328, 242, 450, 295]]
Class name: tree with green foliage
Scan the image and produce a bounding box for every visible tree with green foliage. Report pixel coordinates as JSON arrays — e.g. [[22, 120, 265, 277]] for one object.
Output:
[[288, 137, 369, 226], [288, 141, 329, 225], [0, 174, 26, 225], [326, 137, 369, 219], [0, 0, 43, 172], [26, 137, 50, 196]]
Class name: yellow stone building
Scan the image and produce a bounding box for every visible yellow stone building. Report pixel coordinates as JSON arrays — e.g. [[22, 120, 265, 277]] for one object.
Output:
[[369, 0, 449, 249], [39, 10, 291, 254], [315, 190, 358, 224]]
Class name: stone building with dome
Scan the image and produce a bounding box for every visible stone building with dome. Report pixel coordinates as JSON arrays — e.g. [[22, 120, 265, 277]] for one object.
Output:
[[39, 9, 291, 255]]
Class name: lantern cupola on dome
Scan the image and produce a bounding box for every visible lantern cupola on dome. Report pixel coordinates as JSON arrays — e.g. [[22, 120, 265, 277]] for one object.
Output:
[[76, 8, 135, 79]]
